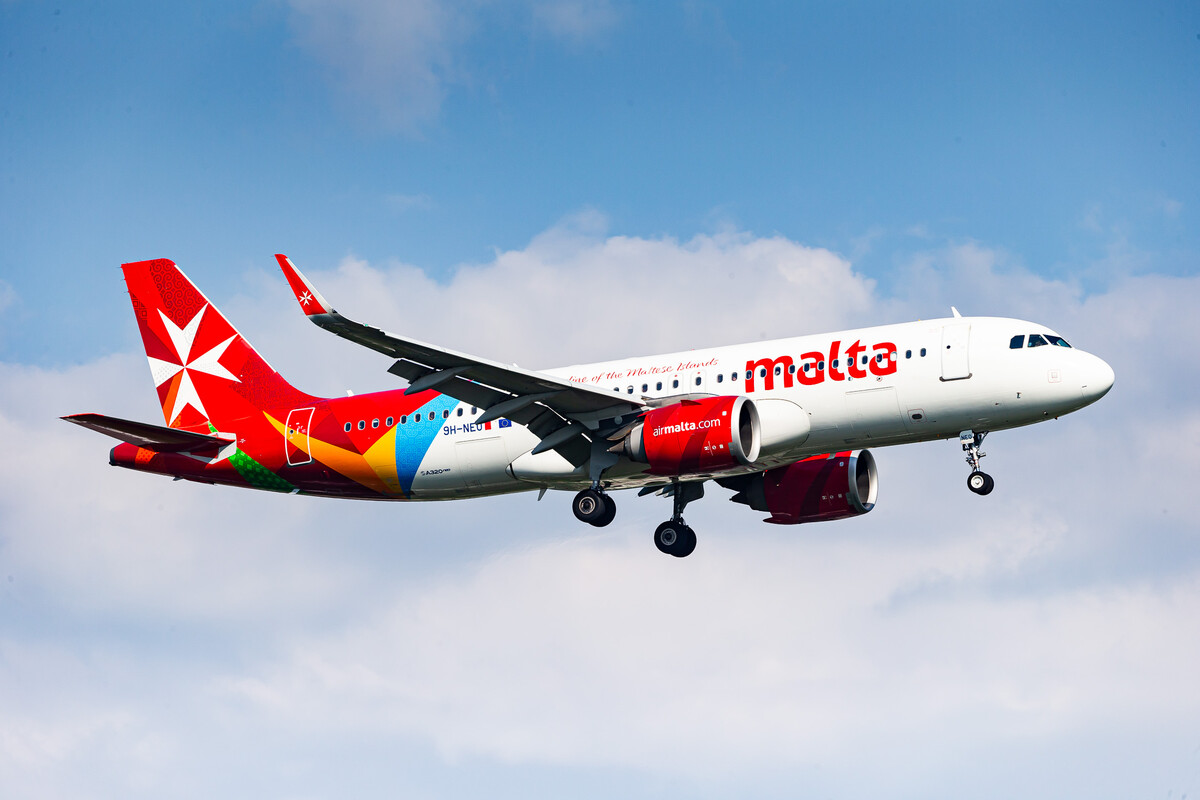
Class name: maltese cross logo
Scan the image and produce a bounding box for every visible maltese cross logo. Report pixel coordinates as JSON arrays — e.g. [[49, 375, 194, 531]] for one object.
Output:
[[145, 304, 240, 424]]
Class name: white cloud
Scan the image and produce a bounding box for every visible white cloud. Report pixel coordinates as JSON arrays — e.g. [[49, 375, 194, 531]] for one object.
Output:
[[220, 531, 1200, 784], [286, 0, 623, 131], [384, 191, 434, 212], [4, 223, 1200, 797], [287, 0, 467, 132], [531, 0, 619, 41]]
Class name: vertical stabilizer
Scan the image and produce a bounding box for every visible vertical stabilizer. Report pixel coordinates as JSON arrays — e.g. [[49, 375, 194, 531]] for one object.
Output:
[[122, 258, 315, 430]]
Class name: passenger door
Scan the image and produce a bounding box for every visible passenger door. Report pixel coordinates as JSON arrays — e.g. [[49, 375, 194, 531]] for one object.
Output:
[[940, 324, 972, 381], [284, 407, 315, 466]]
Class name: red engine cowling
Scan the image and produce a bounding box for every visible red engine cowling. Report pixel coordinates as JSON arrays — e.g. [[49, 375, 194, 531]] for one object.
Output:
[[625, 396, 761, 476], [723, 450, 878, 524]]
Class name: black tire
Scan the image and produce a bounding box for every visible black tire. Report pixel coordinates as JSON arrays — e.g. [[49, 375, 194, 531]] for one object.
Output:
[[967, 471, 994, 495], [654, 521, 697, 557], [654, 521, 681, 554], [591, 493, 617, 527], [676, 526, 697, 558], [572, 488, 606, 524]]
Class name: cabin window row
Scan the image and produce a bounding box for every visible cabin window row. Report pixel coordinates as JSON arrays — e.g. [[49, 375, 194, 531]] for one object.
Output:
[[343, 407, 475, 432]]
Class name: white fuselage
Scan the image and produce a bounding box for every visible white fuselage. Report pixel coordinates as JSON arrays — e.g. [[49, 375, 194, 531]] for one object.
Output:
[[403, 316, 1114, 498]]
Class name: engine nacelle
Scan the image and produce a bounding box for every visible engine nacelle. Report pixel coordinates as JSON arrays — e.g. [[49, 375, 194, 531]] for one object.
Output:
[[723, 450, 878, 524], [624, 396, 761, 476]]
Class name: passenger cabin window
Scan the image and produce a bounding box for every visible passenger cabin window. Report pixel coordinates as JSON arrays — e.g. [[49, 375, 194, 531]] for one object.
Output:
[[400, 415, 407, 424], [905, 350, 912, 359], [695, 376, 702, 386], [344, 422, 351, 432], [717, 374, 724, 383], [920, 348, 927, 357], [672, 379, 679, 389], [1028, 334, 1049, 348], [456, 408, 463, 417], [656, 381, 663, 391], [386, 416, 394, 426], [357, 420, 365, 430], [642, 383, 648, 393], [372, 419, 379, 428], [1010, 335, 1025, 349]]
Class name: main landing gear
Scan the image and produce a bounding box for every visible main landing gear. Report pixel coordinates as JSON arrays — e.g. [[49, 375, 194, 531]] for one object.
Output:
[[571, 481, 702, 558], [961, 430, 995, 496], [653, 481, 702, 558], [572, 487, 616, 527]]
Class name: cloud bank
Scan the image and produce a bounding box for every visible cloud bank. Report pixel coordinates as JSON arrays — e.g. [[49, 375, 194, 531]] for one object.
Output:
[[3, 223, 1199, 799]]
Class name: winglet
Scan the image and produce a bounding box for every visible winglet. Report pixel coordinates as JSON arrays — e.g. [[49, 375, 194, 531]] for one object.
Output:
[[275, 254, 335, 316]]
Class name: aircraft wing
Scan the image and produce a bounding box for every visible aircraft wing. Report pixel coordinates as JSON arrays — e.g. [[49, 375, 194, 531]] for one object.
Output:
[[63, 413, 234, 453], [276, 255, 644, 462]]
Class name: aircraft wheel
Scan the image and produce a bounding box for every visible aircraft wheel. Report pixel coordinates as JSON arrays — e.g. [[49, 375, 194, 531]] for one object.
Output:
[[967, 471, 995, 496], [676, 526, 697, 557], [590, 493, 617, 527], [654, 521, 697, 558], [572, 488, 607, 524]]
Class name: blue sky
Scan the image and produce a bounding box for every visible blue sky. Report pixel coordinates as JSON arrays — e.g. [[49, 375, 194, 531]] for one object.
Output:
[[2, 3, 1200, 799], [3, 1, 1197, 361]]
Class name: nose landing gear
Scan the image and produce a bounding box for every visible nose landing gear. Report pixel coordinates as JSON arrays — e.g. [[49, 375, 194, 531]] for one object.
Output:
[[961, 430, 994, 495]]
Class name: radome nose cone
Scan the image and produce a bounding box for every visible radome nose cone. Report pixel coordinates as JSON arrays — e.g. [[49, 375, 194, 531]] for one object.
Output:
[[1082, 356, 1115, 401]]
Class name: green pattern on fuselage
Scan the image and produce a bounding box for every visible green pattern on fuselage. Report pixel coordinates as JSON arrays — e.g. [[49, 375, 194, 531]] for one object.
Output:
[[209, 424, 296, 493], [229, 448, 296, 492]]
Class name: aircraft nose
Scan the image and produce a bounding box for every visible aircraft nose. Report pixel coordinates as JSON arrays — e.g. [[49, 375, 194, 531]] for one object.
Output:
[[1081, 354, 1115, 403]]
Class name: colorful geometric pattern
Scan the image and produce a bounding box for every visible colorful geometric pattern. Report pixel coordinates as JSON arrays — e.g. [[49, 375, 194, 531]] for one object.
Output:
[[116, 259, 460, 501]]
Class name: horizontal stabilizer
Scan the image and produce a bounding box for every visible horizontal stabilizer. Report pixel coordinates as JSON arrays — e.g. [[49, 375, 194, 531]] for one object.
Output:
[[62, 413, 234, 453]]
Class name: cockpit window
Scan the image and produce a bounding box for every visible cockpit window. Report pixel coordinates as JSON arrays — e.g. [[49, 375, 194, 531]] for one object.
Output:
[[1027, 334, 1049, 348], [1045, 334, 1072, 348], [1010, 335, 1025, 349]]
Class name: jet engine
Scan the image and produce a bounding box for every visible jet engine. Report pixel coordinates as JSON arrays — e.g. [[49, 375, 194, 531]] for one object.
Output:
[[721, 450, 878, 524], [623, 396, 761, 476]]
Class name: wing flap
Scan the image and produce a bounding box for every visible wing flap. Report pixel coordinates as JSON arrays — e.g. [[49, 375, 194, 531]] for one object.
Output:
[[63, 413, 234, 453]]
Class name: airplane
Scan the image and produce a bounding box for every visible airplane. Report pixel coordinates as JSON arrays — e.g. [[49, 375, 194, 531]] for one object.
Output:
[[64, 255, 1115, 557]]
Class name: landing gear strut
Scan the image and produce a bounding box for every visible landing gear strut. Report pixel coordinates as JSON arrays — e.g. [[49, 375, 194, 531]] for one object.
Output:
[[653, 481, 701, 558], [960, 430, 995, 496], [572, 487, 616, 527]]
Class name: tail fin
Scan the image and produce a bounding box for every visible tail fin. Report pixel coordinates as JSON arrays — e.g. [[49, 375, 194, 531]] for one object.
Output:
[[123, 258, 315, 430]]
